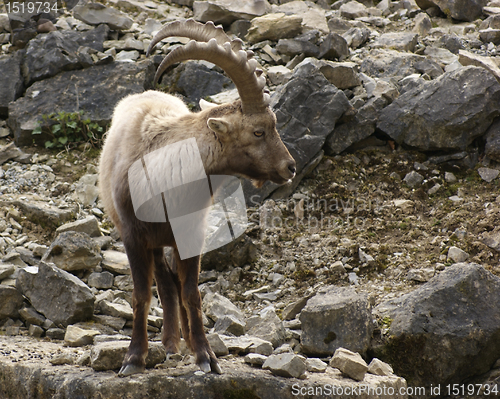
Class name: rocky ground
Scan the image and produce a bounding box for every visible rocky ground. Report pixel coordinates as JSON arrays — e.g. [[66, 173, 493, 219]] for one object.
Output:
[[2, 0, 500, 398]]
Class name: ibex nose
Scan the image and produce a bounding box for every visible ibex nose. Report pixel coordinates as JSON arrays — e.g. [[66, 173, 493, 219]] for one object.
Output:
[[287, 160, 296, 177]]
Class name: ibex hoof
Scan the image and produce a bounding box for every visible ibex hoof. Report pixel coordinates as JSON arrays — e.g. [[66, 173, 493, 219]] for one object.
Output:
[[211, 358, 222, 374], [118, 363, 145, 377], [198, 358, 222, 374]]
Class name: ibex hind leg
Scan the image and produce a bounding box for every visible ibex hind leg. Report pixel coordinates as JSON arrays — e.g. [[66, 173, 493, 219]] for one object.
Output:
[[118, 242, 154, 377], [170, 251, 193, 352], [174, 249, 222, 374], [153, 248, 182, 354]]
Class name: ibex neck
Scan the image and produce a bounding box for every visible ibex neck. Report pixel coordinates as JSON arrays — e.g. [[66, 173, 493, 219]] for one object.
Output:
[[144, 113, 225, 177]]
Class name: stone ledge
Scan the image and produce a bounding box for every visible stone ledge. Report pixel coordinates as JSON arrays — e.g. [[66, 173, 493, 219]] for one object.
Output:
[[0, 336, 407, 399]]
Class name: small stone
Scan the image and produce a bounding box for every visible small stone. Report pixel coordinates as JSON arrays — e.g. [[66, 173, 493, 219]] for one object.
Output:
[[220, 335, 273, 356], [207, 333, 229, 357], [73, 2, 133, 31], [46, 328, 66, 340], [340, 1, 368, 19], [93, 315, 126, 331], [28, 324, 44, 338], [32, 244, 48, 257], [214, 314, 246, 336], [403, 171, 424, 187], [306, 358, 328, 372], [246, 307, 286, 348], [98, 300, 133, 320], [251, 340, 274, 356], [116, 50, 140, 62], [50, 353, 75, 365], [262, 353, 306, 378], [358, 248, 375, 266], [478, 167, 500, 182], [101, 250, 130, 274], [42, 231, 102, 272], [90, 341, 166, 371], [407, 268, 435, 282], [56, 216, 101, 238], [368, 358, 394, 376], [88, 271, 114, 289], [428, 183, 441, 195], [445, 172, 458, 183], [203, 292, 244, 323], [414, 162, 429, 171], [72, 174, 99, 207], [244, 353, 268, 366], [390, 172, 401, 181], [93, 334, 130, 344], [330, 347, 368, 381], [0, 285, 24, 319], [447, 246, 469, 263], [76, 352, 91, 366], [5, 326, 20, 335], [19, 307, 45, 326], [0, 264, 15, 280], [114, 275, 134, 291], [246, 13, 302, 43], [64, 325, 100, 347], [413, 13, 432, 36], [266, 65, 292, 86]]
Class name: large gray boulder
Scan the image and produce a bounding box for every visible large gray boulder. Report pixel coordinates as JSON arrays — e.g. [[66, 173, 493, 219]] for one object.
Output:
[[22, 25, 109, 86], [300, 286, 373, 356], [243, 61, 352, 204], [377, 66, 500, 151], [16, 262, 94, 326], [0, 52, 24, 117], [8, 60, 154, 146], [373, 263, 500, 388]]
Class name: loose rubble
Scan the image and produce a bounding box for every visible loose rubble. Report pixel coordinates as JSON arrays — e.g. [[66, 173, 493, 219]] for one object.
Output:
[[1, 0, 500, 397]]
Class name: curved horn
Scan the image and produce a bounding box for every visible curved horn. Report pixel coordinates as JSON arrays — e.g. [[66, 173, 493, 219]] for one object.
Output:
[[147, 19, 232, 57], [148, 21, 269, 115]]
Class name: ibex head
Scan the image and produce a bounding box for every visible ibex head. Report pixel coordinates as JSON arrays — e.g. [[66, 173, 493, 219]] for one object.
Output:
[[147, 19, 296, 188]]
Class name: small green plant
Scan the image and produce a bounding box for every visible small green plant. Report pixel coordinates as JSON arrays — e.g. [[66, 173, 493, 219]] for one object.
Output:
[[32, 111, 105, 149]]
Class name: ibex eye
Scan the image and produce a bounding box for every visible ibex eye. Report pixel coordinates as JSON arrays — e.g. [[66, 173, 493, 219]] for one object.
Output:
[[254, 131, 264, 137]]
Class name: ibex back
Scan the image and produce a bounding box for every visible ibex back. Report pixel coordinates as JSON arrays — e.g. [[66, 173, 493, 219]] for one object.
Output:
[[98, 19, 296, 376]]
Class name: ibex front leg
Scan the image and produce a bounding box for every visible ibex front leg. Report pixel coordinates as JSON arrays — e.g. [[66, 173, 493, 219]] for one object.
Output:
[[119, 241, 154, 377], [175, 249, 221, 374]]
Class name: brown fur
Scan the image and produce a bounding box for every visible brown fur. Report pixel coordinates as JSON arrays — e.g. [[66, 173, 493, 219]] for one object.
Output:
[[99, 90, 295, 375]]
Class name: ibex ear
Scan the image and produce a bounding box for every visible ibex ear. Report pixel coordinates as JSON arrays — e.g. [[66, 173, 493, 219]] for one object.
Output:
[[207, 118, 229, 135]]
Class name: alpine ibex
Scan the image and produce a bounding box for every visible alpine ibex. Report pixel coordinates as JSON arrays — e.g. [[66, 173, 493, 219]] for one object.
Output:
[[99, 19, 296, 376]]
